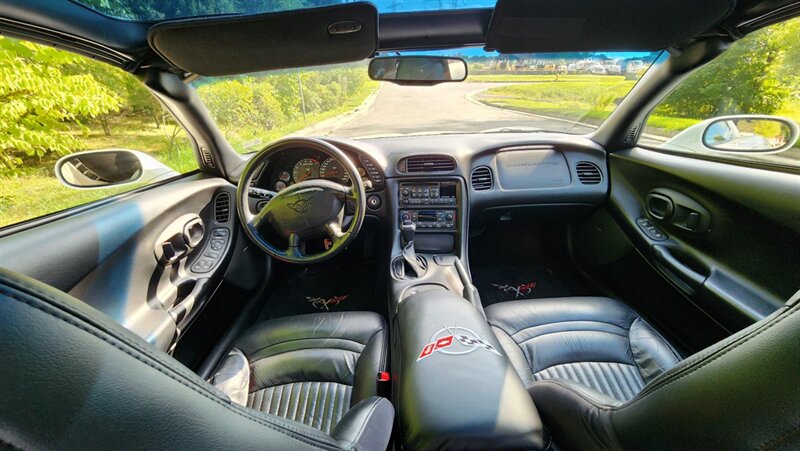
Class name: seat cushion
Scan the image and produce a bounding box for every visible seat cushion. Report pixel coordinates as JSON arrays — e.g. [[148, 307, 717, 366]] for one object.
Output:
[[485, 297, 681, 402], [210, 311, 387, 434]]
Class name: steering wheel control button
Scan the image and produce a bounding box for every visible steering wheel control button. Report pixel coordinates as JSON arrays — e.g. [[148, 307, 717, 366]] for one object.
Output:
[[637, 217, 668, 241], [367, 195, 382, 209]]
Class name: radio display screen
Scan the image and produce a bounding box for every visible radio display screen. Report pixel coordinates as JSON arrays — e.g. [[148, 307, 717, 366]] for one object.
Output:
[[440, 183, 456, 197]]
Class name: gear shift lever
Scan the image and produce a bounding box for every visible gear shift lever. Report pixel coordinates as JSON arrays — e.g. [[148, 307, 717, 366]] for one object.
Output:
[[401, 220, 416, 246], [400, 220, 425, 278]]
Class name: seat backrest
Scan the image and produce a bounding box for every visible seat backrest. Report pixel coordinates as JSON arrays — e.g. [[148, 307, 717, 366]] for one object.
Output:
[[531, 290, 800, 450], [0, 268, 388, 450]]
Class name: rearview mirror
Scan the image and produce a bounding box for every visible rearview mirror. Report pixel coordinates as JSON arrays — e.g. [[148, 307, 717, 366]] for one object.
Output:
[[702, 116, 799, 153], [368, 56, 468, 85], [55, 149, 178, 189]]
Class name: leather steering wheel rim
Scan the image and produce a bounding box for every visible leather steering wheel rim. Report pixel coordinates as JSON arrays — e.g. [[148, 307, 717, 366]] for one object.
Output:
[[236, 137, 366, 264]]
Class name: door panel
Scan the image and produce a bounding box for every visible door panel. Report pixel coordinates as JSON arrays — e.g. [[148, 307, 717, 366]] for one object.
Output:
[[603, 148, 799, 334], [0, 174, 239, 352]]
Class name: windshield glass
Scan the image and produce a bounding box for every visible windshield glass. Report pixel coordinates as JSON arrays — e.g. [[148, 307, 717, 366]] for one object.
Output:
[[75, 0, 497, 22], [193, 50, 660, 152]]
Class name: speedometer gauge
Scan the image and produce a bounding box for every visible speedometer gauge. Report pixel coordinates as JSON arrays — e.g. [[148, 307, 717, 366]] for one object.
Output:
[[319, 158, 345, 181], [292, 158, 320, 182]]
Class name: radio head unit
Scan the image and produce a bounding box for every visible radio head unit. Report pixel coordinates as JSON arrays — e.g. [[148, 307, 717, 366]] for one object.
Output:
[[399, 181, 457, 206]]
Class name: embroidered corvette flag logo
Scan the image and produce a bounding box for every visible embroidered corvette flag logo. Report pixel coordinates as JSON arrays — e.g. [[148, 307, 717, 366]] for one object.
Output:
[[417, 327, 502, 361]]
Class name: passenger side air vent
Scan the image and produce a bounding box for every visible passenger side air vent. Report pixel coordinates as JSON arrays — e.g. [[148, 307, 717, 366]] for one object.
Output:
[[214, 192, 231, 223], [576, 162, 602, 185], [470, 166, 493, 191], [398, 155, 456, 173]]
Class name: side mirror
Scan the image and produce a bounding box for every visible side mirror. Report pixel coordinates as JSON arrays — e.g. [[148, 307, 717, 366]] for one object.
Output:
[[368, 56, 468, 85], [55, 149, 178, 189], [701, 115, 799, 153]]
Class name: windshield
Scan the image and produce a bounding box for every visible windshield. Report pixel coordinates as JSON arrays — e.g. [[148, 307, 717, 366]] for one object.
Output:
[[193, 50, 659, 152], [75, 0, 497, 22]]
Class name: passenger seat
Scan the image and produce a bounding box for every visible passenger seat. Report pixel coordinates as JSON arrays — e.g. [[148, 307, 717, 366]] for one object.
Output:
[[485, 294, 800, 450], [485, 297, 680, 402]]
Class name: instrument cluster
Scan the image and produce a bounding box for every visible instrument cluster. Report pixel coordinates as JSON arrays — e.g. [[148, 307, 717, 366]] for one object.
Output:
[[256, 147, 380, 193]]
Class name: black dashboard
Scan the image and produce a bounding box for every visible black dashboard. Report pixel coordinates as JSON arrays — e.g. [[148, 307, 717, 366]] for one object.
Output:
[[248, 133, 609, 229]]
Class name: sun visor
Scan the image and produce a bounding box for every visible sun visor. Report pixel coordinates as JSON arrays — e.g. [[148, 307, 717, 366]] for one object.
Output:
[[148, 3, 378, 76], [485, 0, 735, 53]]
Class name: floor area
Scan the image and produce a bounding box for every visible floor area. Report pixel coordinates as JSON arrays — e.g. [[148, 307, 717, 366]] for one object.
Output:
[[469, 222, 591, 307], [257, 224, 388, 321]]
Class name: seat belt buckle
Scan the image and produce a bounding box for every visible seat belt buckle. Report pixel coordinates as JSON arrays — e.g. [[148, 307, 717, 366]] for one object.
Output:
[[377, 371, 391, 397]]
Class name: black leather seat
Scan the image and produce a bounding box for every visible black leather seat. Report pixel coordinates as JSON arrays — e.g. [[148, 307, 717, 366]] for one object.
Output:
[[486, 294, 800, 450], [486, 297, 681, 402], [0, 268, 393, 450], [210, 312, 388, 434]]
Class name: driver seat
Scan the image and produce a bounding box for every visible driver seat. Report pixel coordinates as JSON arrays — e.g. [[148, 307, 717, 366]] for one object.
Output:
[[0, 268, 393, 450]]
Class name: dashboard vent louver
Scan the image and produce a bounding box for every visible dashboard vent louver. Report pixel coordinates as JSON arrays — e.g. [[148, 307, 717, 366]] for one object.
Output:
[[576, 162, 602, 185], [399, 155, 456, 173], [214, 192, 231, 223], [625, 123, 640, 143], [200, 147, 215, 168], [470, 166, 493, 191]]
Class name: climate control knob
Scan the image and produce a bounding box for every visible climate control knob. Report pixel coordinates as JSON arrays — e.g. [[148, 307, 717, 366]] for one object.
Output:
[[445, 213, 454, 221]]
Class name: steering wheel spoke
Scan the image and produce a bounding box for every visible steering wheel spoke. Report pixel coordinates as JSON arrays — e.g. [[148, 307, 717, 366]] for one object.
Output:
[[285, 233, 305, 259]]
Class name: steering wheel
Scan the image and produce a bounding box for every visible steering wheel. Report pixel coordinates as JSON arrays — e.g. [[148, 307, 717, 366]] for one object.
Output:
[[236, 137, 366, 264]]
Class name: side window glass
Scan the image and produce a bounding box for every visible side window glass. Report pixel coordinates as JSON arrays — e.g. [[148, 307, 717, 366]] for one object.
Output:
[[642, 18, 799, 169], [0, 36, 197, 228]]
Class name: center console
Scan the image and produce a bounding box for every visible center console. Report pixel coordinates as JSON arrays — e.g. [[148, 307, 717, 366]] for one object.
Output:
[[398, 181, 457, 230], [394, 288, 544, 449], [386, 175, 544, 450]]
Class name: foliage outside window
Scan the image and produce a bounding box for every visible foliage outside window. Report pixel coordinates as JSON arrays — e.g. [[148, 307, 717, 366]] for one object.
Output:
[[0, 37, 196, 228], [643, 18, 799, 169], [193, 66, 378, 153]]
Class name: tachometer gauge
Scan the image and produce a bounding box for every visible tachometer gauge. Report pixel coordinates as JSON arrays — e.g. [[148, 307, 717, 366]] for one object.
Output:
[[275, 181, 287, 191], [292, 158, 320, 182], [278, 171, 291, 182], [320, 158, 345, 181]]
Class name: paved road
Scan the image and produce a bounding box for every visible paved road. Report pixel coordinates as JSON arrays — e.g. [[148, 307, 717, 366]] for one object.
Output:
[[310, 82, 597, 138]]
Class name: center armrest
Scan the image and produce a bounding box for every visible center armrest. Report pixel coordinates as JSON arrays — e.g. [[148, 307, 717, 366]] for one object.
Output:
[[394, 289, 544, 450]]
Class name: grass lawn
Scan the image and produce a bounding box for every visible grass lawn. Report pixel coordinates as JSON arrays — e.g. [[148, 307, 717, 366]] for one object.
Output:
[[477, 80, 704, 137], [468, 74, 627, 83]]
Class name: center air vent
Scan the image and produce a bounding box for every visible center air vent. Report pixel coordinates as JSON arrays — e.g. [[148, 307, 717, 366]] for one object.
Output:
[[398, 155, 456, 173], [470, 166, 493, 191], [214, 192, 231, 223], [576, 162, 602, 184]]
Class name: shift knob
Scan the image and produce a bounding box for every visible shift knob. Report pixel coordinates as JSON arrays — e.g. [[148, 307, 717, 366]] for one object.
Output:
[[401, 220, 416, 245]]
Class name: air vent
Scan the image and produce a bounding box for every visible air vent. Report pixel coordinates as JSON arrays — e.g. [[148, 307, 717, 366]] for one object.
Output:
[[200, 147, 215, 168], [625, 123, 640, 143], [399, 155, 456, 173], [214, 192, 230, 223], [470, 166, 493, 191], [576, 162, 602, 185]]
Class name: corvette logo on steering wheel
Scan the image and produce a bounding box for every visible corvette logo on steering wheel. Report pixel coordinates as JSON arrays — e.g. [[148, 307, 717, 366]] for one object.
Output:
[[288, 197, 313, 214]]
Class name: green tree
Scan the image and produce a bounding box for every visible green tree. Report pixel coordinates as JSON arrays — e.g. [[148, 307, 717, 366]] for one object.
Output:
[[656, 22, 791, 118], [0, 37, 121, 174]]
